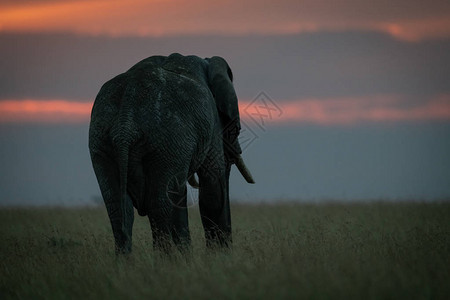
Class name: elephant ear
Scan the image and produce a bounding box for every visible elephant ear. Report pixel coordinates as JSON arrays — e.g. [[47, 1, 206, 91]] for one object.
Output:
[[207, 56, 240, 128], [207, 56, 242, 160]]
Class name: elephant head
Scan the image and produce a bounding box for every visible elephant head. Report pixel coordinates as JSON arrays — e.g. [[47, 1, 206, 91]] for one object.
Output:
[[205, 56, 255, 184]]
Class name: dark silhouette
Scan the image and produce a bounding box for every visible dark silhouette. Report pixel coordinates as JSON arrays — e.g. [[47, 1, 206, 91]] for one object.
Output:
[[89, 53, 254, 254]]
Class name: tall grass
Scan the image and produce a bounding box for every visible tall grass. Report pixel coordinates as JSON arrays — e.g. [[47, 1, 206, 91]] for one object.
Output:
[[1, 202, 449, 299]]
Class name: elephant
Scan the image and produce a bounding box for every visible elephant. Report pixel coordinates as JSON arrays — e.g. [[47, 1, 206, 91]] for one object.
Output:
[[89, 53, 254, 254]]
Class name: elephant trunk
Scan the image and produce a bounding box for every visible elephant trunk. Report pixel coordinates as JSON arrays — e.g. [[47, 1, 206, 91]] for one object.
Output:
[[235, 155, 255, 184]]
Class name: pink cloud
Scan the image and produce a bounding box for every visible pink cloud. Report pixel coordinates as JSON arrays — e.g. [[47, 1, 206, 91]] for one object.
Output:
[[239, 94, 450, 125], [0, 0, 449, 41], [1, 95, 449, 125]]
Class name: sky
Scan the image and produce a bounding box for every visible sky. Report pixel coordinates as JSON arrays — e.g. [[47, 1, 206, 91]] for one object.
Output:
[[1, 0, 450, 205]]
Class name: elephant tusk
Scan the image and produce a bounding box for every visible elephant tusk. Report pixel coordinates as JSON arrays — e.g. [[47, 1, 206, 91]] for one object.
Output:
[[188, 174, 200, 189], [235, 155, 255, 184]]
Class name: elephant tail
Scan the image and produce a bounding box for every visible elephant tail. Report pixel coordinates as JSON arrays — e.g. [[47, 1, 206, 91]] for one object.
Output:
[[117, 143, 129, 209], [111, 114, 135, 220], [113, 85, 141, 217]]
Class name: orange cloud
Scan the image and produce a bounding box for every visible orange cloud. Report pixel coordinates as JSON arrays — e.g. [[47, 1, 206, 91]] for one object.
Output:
[[0, 0, 449, 41], [1, 95, 450, 125], [377, 17, 450, 42], [0, 100, 92, 123]]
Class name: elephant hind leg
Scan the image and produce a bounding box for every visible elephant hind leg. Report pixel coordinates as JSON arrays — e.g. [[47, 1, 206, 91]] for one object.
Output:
[[91, 153, 134, 254], [146, 172, 192, 253], [147, 199, 173, 253], [168, 179, 191, 252]]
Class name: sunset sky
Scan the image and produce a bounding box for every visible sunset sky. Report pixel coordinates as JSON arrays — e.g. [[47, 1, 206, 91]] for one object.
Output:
[[1, 0, 449, 204]]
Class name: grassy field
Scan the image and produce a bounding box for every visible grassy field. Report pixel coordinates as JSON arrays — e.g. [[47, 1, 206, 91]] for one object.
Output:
[[0, 202, 449, 299]]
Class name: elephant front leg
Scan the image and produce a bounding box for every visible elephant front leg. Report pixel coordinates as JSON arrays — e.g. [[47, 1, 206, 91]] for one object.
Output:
[[198, 161, 232, 248], [91, 155, 134, 254]]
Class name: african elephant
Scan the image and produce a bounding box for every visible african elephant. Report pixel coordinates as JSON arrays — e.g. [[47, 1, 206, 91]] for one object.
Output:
[[89, 53, 254, 254]]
